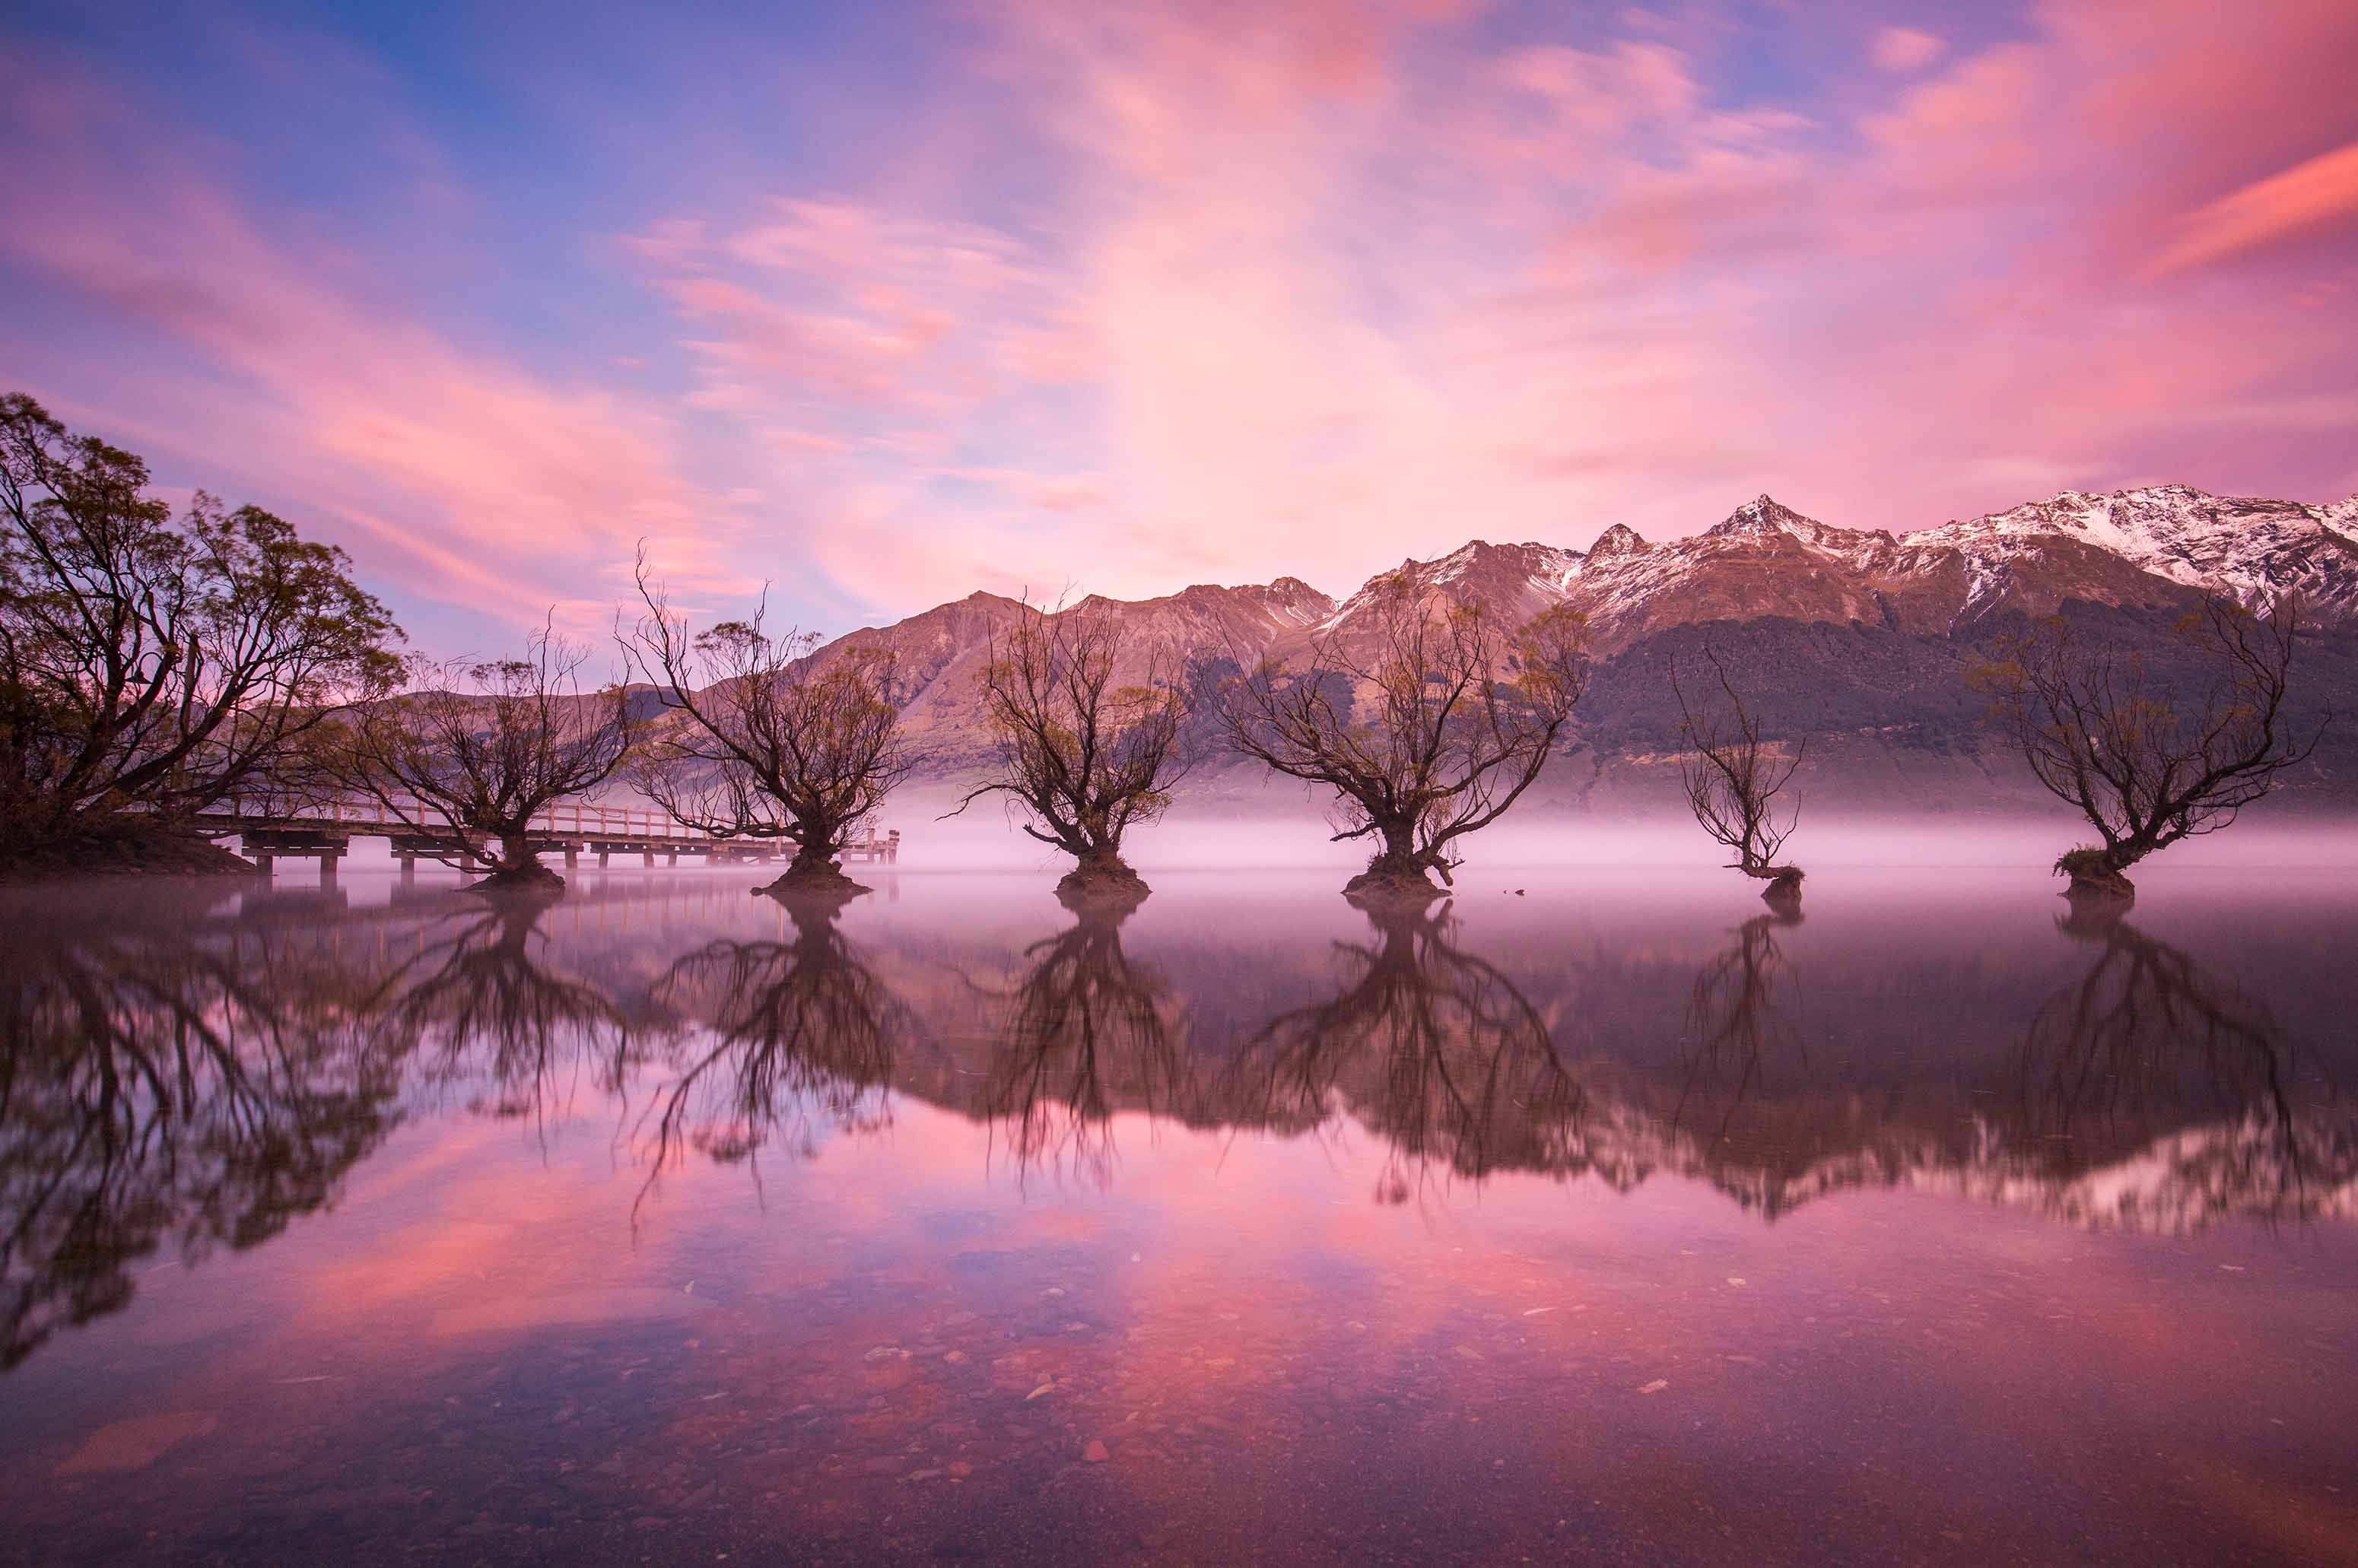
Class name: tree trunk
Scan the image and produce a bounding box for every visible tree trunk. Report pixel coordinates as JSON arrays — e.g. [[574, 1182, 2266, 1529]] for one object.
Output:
[[2055, 845, 2136, 902], [1056, 844, 1149, 911], [1343, 817, 1443, 903], [758, 835, 870, 898], [475, 830, 564, 892]]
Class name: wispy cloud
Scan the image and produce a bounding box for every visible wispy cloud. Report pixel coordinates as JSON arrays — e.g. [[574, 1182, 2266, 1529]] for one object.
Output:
[[4, 0, 2356, 648]]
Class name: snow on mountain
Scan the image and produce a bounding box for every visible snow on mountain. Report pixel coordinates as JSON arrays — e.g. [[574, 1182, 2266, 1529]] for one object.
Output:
[[1543, 484, 2358, 648], [821, 482, 2356, 684], [1311, 539, 1584, 635], [764, 481, 2356, 782], [1912, 484, 2358, 624]]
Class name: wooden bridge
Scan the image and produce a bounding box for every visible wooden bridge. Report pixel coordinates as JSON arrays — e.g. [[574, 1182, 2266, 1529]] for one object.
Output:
[[192, 797, 901, 881]]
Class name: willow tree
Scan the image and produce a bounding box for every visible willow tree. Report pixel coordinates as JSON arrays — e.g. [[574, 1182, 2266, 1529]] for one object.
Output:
[[329, 624, 638, 890], [1972, 596, 2317, 902], [1672, 649, 1804, 903], [954, 599, 1190, 906], [1224, 578, 1587, 901], [0, 393, 400, 874], [626, 557, 912, 895]]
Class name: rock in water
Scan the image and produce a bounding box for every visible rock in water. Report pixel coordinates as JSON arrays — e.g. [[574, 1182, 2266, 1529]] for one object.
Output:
[[54, 1412, 218, 1475]]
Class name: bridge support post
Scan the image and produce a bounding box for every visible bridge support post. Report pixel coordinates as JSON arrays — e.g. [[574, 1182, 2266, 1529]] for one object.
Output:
[[667, 849, 678, 867], [255, 852, 274, 878], [597, 849, 609, 868], [564, 846, 577, 870], [318, 852, 338, 887], [642, 850, 655, 868], [398, 853, 415, 884]]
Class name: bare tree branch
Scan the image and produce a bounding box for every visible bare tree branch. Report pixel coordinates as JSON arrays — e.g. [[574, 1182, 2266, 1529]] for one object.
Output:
[[1222, 576, 1587, 898], [1970, 595, 2322, 898], [951, 595, 1190, 903], [623, 551, 913, 892], [1671, 646, 1804, 900], [323, 617, 637, 887]]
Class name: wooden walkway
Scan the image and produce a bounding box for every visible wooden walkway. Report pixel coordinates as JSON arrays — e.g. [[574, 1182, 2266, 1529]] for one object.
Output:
[[191, 798, 901, 881]]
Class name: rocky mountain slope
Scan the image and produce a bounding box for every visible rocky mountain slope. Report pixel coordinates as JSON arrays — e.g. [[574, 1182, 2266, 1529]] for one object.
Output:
[[799, 484, 2358, 805]]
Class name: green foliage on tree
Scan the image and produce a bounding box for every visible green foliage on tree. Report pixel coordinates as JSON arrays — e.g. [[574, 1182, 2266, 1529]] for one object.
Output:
[[0, 393, 402, 869]]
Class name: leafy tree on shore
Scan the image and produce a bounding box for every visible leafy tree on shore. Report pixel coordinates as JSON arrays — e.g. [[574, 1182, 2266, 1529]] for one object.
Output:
[[0, 393, 400, 874]]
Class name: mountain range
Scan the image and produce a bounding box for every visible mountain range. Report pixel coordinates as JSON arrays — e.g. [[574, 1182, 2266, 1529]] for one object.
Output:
[[811, 484, 2358, 810]]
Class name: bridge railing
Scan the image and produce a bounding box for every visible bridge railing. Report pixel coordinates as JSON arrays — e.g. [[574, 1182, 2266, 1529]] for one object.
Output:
[[208, 793, 714, 843], [206, 795, 899, 853]]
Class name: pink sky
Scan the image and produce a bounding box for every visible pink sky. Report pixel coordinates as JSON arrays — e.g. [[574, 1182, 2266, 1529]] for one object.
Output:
[[2, 0, 2356, 651]]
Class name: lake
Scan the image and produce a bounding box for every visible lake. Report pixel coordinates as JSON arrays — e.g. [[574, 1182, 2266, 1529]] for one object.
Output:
[[3, 860, 2353, 1565]]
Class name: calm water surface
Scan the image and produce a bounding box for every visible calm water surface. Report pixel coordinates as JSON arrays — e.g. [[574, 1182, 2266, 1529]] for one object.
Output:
[[3, 863, 2354, 1566]]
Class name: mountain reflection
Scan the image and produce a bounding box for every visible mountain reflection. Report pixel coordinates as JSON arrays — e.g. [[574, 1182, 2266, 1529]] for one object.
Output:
[[5, 874, 2355, 1375], [1988, 909, 2355, 1230], [644, 893, 926, 1179], [1229, 903, 1589, 1203], [984, 904, 1194, 1188], [0, 907, 399, 1369]]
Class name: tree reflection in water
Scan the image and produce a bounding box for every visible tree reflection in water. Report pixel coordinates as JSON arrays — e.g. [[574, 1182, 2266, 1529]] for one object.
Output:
[[2000, 903, 2355, 1229], [1231, 902, 1586, 1205], [984, 903, 1192, 1189], [0, 908, 399, 1369], [1670, 906, 1805, 1144], [642, 891, 923, 1195], [365, 896, 654, 1125]]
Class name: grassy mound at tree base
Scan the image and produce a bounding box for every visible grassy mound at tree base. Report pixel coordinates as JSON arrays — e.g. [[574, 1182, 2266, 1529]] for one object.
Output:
[[1056, 859, 1151, 913], [470, 862, 568, 894], [1342, 866, 1448, 906], [756, 861, 872, 899], [2055, 846, 2136, 901]]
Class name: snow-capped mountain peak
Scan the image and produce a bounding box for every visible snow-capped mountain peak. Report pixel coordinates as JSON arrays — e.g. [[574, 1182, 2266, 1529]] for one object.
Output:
[[1914, 483, 2358, 620], [1313, 539, 1584, 633], [1708, 494, 1810, 538], [1584, 522, 1648, 560]]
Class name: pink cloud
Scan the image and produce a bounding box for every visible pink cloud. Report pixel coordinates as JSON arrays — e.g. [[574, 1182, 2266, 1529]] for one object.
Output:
[[17, 1, 2356, 648], [1869, 26, 1947, 73], [625, 0, 2358, 617], [2150, 141, 2358, 275], [0, 63, 752, 639]]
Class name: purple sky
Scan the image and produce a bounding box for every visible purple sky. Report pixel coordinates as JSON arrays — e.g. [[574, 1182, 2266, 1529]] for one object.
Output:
[[4, 0, 2356, 655]]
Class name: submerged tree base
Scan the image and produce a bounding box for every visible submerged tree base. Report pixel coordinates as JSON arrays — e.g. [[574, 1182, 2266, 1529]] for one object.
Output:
[[1056, 858, 1150, 913], [757, 860, 871, 899], [1754, 866, 1804, 906], [0, 829, 257, 881], [1343, 864, 1448, 907], [470, 861, 567, 894], [2055, 847, 2136, 903]]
